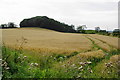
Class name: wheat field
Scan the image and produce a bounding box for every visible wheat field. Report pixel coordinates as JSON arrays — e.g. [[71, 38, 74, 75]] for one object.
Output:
[[1, 28, 120, 78], [1, 28, 119, 53], [2, 28, 92, 54]]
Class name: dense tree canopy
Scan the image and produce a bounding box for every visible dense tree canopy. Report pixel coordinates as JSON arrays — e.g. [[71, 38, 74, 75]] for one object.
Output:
[[20, 16, 76, 32]]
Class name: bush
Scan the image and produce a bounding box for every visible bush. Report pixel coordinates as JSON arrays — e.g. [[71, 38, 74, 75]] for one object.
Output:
[[85, 30, 96, 34]]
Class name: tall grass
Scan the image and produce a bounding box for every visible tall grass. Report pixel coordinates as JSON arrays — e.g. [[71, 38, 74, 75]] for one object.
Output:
[[1, 46, 120, 78]]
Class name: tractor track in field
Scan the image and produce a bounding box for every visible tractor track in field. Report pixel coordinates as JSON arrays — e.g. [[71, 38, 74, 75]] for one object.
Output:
[[53, 35, 102, 62], [54, 35, 109, 62], [85, 35, 116, 52], [81, 35, 120, 66], [51, 35, 118, 73], [87, 35, 116, 50], [53, 35, 106, 64]]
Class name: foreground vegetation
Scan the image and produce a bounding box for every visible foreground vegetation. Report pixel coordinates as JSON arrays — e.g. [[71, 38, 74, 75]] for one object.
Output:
[[2, 46, 120, 78]]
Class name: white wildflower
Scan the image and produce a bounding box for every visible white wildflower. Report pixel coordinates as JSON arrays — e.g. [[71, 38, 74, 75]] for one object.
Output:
[[3, 62, 7, 67], [23, 56, 27, 58], [108, 71, 110, 74], [90, 70, 93, 73], [79, 62, 83, 65], [105, 62, 113, 67], [54, 57, 56, 60], [77, 75, 81, 78], [3, 61, 7, 65], [71, 64, 75, 67], [87, 61, 92, 64], [60, 57, 63, 59], [18, 57, 20, 59], [78, 66, 83, 70], [30, 63, 34, 66], [79, 62, 85, 66], [6, 67, 10, 70], [34, 63, 38, 66]]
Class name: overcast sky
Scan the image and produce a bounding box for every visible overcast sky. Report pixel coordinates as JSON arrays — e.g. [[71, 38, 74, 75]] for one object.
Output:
[[0, 0, 119, 30]]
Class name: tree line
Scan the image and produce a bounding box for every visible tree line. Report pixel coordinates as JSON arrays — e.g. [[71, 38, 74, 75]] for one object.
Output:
[[0, 22, 17, 29], [20, 16, 76, 33], [94, 27, 120, 38]]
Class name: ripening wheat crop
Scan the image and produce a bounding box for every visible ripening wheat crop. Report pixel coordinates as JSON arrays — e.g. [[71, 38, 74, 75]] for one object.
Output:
[[88, 34, 119, 49], [2, 28, 92, 54]]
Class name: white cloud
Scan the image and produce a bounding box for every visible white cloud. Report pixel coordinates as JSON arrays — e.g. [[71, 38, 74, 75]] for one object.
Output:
[[0, 0, 118, 30]]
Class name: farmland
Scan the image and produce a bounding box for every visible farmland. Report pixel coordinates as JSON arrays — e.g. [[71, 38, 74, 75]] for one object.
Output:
[[1, 28, 120, 78], [2, 28, 92, 54]]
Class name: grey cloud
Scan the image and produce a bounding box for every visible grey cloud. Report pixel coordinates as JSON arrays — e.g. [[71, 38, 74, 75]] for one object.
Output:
[[0, 0, 118, 30]]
